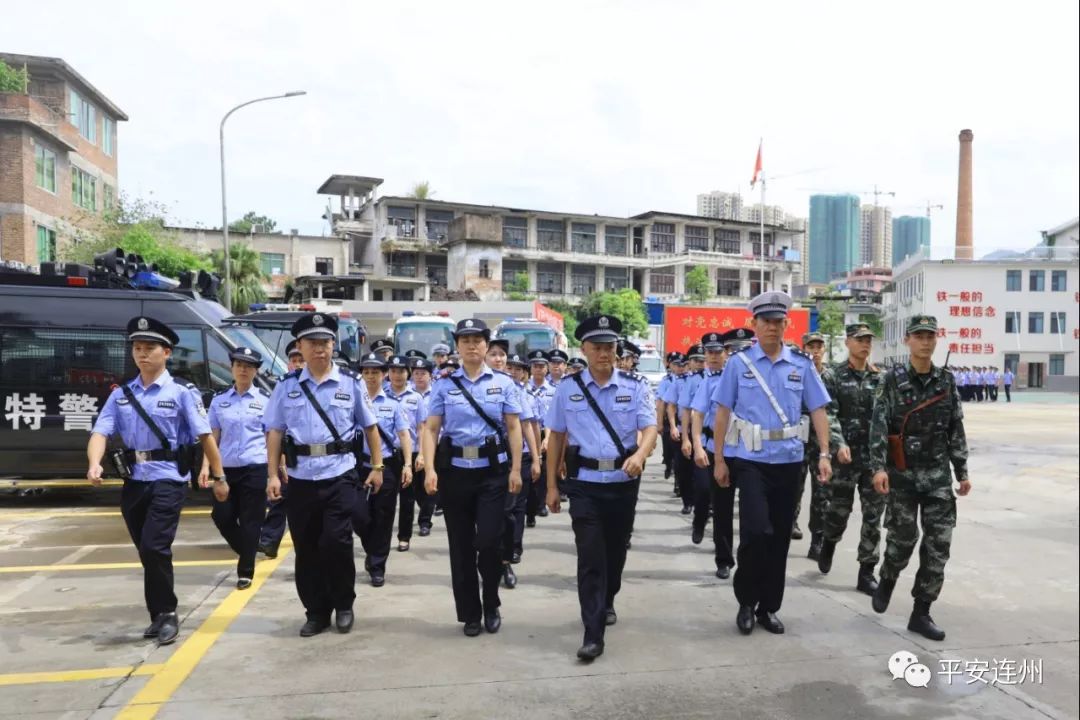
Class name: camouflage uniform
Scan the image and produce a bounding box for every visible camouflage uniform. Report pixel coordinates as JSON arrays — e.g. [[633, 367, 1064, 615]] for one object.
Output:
[[821, 361, 885, 565], [869, 362, 968, 602]]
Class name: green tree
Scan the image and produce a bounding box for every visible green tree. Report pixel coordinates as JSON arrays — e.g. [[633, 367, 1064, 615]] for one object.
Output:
[[211, 244, 267, 313], [817, 284, 845, 358], [61, 193, 211, 278], [544, 299, 580, 348], [684, 265, 711, 304], [408, 181, 434, 200], [505, 271, 531, 301], [860, 312, 884, 339], [0, 60, 29, 93], [581, 288, 649, 338], [229, 211, 277, 234]]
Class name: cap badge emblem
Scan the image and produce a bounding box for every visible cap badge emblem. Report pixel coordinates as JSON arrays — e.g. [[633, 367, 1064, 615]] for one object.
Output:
[[465, 319, 474, 328], [312, 315, 324, 326], [598, 316, 609, 328], [137, 318, 149, 330]]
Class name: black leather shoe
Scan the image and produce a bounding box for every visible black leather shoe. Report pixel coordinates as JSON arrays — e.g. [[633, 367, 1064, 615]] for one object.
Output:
[[736, 606, 754, 635], [605, 608, 617, 626], [336, 609, 354, 633], [856, 564, 879, 596], [538, 506, 549, 517], [560, 493, 567, 502], [503, 565, 517, 589], [817, 540, 836, 574], [756, 611, 785, 634], [691, 527, 704, 545], [463, 621, 482, 637], [156, 613, 179, 645], [526, 517, 536, 528], [716, 566, 731, 580], [258, 543, 279, 559], [484, 609, 502, 634], [872, 577, 896, 614], [511, 551, 522, 565], [419, 526, 431, 537], [681, 505, 692, 515], [908, 600, 946, 641], [807, 533, 823, 561], [791, 523, 803, 540], [300, 618, 331, 637], [371, 572, 385, 588], [236, 577, 252, 590], [397, 541, 410, 552], [143, 615, 164, 639], [576, 641, 604, 661], [434, 507, 444, 517]]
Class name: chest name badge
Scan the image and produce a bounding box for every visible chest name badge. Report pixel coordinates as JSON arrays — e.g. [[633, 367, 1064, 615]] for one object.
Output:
[[117, 398, 130, 405], [787, 372, 801, 383], [615, 395, 632, 403], [287, 391, 302, 399], [335, 393, 351, 402], [157, 400, 177, 409], [248, 402, 263, 411], [486, 387, 502, 395], [742, 372, 755, 379]]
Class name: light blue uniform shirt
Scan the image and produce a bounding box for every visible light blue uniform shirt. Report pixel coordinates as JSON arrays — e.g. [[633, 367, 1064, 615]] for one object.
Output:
[[516, 381, 539, 454], [263, 365, 377, 481], [678, 370, 708, 414], [387, 385, 424, 448], [208, 385, 269, 467], [545, 369, 656, 484], [527, 379, 556, 428], [92, 370, 211, 482], [367, 388, 410, 461], [426, 365, 522, 469], [656, 373, 673, 406], [712, 344, 830, 464], [689, 369, 726, 453], [1004, 371, 1014, 385]]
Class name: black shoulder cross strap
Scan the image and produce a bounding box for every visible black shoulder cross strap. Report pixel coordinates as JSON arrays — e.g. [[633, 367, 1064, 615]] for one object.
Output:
[[448, 375, 503, 435], [298, 380, 344, 442], [120, 384, 171, 451], [570, 373, 627, 457], [374, 418, 397, 451]]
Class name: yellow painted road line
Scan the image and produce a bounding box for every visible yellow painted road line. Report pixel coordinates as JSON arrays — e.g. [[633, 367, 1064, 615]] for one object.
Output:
[[0, 509, 212, 520], [0, 663, 164, 687], [1, 479, 124, 488], [0, 560, 236, 574], [116, 546, 291, 720]]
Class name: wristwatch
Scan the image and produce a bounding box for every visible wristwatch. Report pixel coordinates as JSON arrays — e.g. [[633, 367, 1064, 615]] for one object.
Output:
[[212, 474, 226, 483], [819, 453, 831, 459], [371, 464, 385, 471]]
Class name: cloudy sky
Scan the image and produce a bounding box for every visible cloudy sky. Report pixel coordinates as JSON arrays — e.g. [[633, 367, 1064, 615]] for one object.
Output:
[[5, 0, 1078, 257]]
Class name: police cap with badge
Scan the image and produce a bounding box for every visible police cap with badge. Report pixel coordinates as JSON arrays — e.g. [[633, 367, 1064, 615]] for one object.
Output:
[[527, 349, 549, 365], [430, 342, 451, 356], [575, 314, 622, 344], [387, 355, 409, 370], [292, 312, 338, 340], [568, 357, 588, 370], [489, 338, 510, 354], [702, 332, 725, 351], [548, 349, 570, 364], [404, 349, 428, 360], [229, 346, 262, 367], [687, 343, 706, 360], [410, 357, 434, 373], [452, 318, 490, 341], [359, 352, 388, 369], [748, 290, 792, 319], [370, 338, 394, 353], [127, 316, 179, 347], [285, 339, 303, 358], [507, 353, 530, 368], [846, 322, 875, 339], [721, 328, 755, 351], [622, 339, 641, 358], [671, 351, 688, 366]]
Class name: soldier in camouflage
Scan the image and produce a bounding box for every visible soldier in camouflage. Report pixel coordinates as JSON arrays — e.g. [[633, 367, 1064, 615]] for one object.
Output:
[[792, 332, 829, 554], [816, 323, 885, 596], [868, 315, 971, 642]]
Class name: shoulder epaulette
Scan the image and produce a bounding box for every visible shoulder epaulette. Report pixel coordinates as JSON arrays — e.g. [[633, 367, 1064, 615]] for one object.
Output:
[[340, 368, 359, 379], [179, 380, 198, 390], [729, 345, 750, 356], [692, 369, 704, 377], [283, 369, 302, 380], [791, 347, 812, 360], [618, 369, 646, 383], [214, 387, 231, 396]]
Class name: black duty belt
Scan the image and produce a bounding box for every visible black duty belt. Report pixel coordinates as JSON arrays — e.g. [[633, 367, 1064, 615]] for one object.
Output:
[[294, 440, 353, 457], [449, 443, 504, 459], [122, 448, 177, 464], [579, 445, 638, 471]]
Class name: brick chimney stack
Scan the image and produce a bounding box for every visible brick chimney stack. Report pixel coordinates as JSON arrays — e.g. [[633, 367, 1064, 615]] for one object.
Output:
[[955, 129, 974, 260]]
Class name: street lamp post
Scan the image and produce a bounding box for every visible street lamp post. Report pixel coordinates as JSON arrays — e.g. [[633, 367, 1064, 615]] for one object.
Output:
[[219, 91, 306, 310]]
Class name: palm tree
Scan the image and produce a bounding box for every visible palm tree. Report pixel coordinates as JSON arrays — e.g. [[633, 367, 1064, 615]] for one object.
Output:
[[409, 181, 434, 200], [211, 244, 267, 313]]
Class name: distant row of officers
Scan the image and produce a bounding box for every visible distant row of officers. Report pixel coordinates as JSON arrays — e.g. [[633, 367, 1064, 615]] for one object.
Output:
[[86, 291, 970, 662]]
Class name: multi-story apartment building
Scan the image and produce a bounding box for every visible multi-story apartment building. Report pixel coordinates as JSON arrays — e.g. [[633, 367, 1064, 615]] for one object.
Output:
[[860, 204, 893, 268], [320, 175, 803, 304], [0, 53, 125, 265], [893, 215, 930, 266], [808, 194, 860, 284], [696, 190, 743, 220]]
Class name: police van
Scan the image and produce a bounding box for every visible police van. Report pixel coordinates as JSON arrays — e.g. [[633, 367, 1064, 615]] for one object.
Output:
[[0, 254, 279, 482], [492, 317, 567, 357]]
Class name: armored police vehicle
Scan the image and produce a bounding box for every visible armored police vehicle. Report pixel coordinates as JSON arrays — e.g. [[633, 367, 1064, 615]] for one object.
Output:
[[0, 251, 278, 483]]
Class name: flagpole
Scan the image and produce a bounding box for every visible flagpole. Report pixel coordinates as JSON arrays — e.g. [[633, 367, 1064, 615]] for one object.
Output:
[[760, 174, 766, 294]]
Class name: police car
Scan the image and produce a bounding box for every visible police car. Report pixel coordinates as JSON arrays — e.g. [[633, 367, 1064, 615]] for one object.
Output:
[[0, 252, 277, 482]]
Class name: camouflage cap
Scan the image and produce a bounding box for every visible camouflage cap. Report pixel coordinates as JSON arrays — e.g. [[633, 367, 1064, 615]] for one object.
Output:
[[906, 315, 938, 334], [802, 331, 826, 346], [846, 322, 875, 338]]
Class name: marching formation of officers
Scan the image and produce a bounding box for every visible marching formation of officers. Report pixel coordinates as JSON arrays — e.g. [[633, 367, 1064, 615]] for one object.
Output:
[[86, 289, 971, 659]]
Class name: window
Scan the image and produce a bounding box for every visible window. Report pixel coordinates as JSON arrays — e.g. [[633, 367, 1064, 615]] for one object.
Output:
[[69, 89, 96, 143], [650, 271, 675, 294], [714, 228, 740, 254], [1049, 354, 1065, 376], [537, 220, 565, 252], [71, 167, 96, 211], [0, 327, 130, 391], [1004, 311, 1021, 334], [604, 266, 628, 291], [479, 259, 491, 279], [1050, 311, 1067, 334], [391, 289, 414, 301], [685, 225, 709, 251], [260, 252, 285, 276], [717, 268, 740, 296], [424, 209, 453, 241], [502, 260, 527, 288], [536, 262, 564, 294], [103, 184, 115, 209], [315, 257, 334, 275], [102, 116, 114, 156], [1005, 269, 1021, 291], [36, 226, 56, 263], [426, 255, 448, 288], [750, 232, 774, 257], [503, 217, 527, 248], [1052, 270, 1067, 291], [604, 225, 627, 256], [168, 328, 209, 389], [571, 223, 596, 254], [1028, 312, 1044, 334], [205, 333, 234, 391], [650, 223, 675, 254], [1029, 270, 1045, 291], [386, 253, 417, 277], [34, 145, 56, 192], [749, 271, 772, 297], [571, 264, 595, 295], [387, 206, 416, 238]]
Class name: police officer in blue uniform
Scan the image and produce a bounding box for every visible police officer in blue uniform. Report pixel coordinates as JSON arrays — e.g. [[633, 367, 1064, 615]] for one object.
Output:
[[711, 293, 833, 636], [421, 318, 524, 637], [666, 345, 703, 513], [547, 348, 570, 385], [502, 352, 543, 587], [87, 316, 226, 645], [258, 340, 302, 559], [526, 350, 556, 522], [200, 346, 269, 589], [371, 338, 395, 362], [408, 358, 437, 534], [545, 315, 658, 662], [386, 355, 426, 552], [264, 313, 384, 637], [678, 342, 710, 517], [353, 352, 413, 586], [431, 342, 451, 370]]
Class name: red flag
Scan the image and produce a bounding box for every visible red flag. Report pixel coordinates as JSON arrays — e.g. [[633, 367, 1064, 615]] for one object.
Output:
[[750, 140, 763, 188]]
